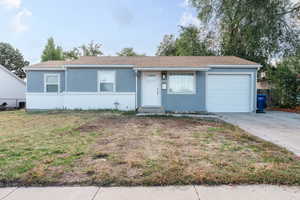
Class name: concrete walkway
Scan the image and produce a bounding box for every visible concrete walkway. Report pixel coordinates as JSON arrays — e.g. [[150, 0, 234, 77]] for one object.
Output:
[[219, 111, 300, 156], [0, 185, 299, 200]]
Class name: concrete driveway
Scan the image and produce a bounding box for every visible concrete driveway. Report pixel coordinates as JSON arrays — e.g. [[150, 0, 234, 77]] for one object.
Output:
[[218, 111, 300, 156]]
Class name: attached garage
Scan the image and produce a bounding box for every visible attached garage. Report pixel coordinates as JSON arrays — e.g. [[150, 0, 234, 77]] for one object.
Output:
[[206, 73, 254, 112]]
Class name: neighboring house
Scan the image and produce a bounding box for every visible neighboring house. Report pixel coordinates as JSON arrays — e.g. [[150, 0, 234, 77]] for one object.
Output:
[[0, 65, 26, 108], [24, 56, 260, 113]]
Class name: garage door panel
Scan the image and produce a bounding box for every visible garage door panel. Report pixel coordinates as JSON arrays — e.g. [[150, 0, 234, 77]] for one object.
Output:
[[207, 74, 252, 112]]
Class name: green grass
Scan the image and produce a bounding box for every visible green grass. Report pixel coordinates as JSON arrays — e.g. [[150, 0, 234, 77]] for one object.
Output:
[[0, 110, 299, 186]]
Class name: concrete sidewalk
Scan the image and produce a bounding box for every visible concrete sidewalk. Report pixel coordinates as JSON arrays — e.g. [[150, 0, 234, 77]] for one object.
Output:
[[0, 185, 299, 200]]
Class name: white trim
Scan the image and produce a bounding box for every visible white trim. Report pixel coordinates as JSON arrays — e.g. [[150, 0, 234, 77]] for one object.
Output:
[[26, 92, 64, 96], [26, 92, 135, 95], [135, 71, 138, 109], [0, 65, 26, 85], [167, 72, 196, 95], [141, 72, 162, 107], [44, 73, 60, 93], [134, 67, 210, 71], [205, 72, 255, 112], [24, 67, 66, 71], [65, 64, 135, 68], [64, 92, 135, 95], [208, 64, 261, 68], [97, 70, 116, 93]]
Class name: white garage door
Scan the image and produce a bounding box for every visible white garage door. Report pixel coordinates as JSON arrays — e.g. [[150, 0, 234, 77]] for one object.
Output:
[[207, 74, 252, 112]]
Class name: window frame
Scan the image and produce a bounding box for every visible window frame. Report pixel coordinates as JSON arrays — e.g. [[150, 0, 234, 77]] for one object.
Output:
[[44, 73, 60, 93], [97, 70, 116, 93], [167, 71, 196, 95]]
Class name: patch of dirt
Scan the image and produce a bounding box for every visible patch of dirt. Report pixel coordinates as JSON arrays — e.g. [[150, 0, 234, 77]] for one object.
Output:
[[270, 106, 300, 114]]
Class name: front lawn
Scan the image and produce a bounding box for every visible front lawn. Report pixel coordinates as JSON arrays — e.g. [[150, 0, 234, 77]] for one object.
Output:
[[0, 110, 299, 186]]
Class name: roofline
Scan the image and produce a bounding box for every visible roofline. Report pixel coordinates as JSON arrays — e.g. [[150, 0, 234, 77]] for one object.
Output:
[[0, 65, 26, 85], [24, 64, 261, 71], [208, 64, 261, 68], [134, 67, 211, 71], [64, 64, 135, 68], [24, 67, 66, 71]]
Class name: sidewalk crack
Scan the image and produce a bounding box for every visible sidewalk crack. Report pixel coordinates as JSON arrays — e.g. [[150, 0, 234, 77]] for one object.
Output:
[[0, 187, 18, 200], [91, 187, 101, 200], [193, 185, 201, 200]]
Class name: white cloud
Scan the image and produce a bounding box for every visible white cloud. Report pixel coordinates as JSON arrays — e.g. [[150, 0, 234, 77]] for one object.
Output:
[[179, 11, 202, 28], [0, 0, 21, 9], [11, 8, 32, 32]]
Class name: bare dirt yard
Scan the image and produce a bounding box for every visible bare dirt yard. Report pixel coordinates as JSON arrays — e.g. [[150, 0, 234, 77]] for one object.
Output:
[[0, 110, 299, 186]]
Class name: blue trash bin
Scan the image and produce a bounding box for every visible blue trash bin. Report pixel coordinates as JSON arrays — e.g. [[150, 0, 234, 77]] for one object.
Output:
[[257, 94, 267, 113]]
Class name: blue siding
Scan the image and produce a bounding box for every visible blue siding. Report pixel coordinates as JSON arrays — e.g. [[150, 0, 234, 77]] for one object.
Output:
[[162, 72, 205, 112], [27, 71, 65, 92], [66, 68, 136, 92]]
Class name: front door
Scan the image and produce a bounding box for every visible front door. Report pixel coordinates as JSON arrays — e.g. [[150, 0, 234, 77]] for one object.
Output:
[[142, 72, 161, 107]]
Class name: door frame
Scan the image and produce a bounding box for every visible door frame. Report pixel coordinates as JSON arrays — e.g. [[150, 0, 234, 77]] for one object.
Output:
[[205, 72, 255, 112], [141, 71, 162, 107]]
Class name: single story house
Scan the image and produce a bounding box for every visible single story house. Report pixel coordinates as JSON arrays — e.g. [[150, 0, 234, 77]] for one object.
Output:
[[24, 56, 261, 113], [0, 65, 26, 108]]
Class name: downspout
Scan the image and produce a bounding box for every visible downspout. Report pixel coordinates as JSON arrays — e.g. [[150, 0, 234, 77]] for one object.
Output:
[[135, 70, 138, 110]]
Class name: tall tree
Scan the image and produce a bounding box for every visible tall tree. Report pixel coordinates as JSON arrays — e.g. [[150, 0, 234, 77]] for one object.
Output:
[[80, 41, 103, 56], [0, 42, 29, 78], [156, 27, 215, 56], [41, 37, 64, 62], [156, 34, 177, 56], [116, 47, 145, 56], [175, 26, 215, 56], [64, 41, 103, 60], [190, 0, 300, 67]]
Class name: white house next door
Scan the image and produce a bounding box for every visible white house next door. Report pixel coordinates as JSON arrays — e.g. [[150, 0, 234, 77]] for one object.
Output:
[[142, 72, 161, 107]]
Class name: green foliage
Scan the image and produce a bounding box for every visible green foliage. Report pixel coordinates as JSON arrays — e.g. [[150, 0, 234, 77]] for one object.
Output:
[[190, 0, 300, 67], [41, 37, 64, 62], [175, 26, 215, 56], [156, 35, 177, 56], [0, 42, 29, 78], [116, 47, 145, 56], [63, 41, 103, 60], [80, 41, 103, 56], [269, 58, 299, 108], [156, 26, 215, 56]]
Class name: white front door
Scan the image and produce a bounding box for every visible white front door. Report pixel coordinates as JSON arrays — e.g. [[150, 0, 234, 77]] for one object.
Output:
[[142, 72, 161, 107]]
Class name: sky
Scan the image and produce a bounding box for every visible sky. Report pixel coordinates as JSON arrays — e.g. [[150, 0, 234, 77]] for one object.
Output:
[[0, 0, 201, 64]]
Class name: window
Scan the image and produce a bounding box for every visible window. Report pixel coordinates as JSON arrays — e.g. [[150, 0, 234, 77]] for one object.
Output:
[[44, 74, 60, 93], [98, 71, 116, 92], [168, 72, 195, 94]]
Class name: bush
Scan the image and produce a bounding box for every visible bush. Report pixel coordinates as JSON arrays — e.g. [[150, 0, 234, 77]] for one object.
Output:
[[269, 59, 299, 108]]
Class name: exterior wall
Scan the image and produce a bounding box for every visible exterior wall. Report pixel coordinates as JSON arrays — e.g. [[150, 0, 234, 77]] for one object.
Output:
[[26, 66, 257, 112], [27, 70, 65, 92], [26, 67, 136, 111], [137, 68, 257, 112], [66, 68, 136, 92], [0, 67, 26, 107], [26, 93, 135, 111], [162, 71, 206, 112]]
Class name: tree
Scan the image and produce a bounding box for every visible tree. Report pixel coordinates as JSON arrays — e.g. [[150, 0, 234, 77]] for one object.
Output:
[[41, 37, 64, 62], [63, 41, 103, 60], [156, 26, 215, 56], [116, 47, 145, 56], [0, 42, 29, 78], [190, 0, 300, 67], [156, 34, 177, 56], [80, 41, 103, 56], [269, 60, 298, 108], [175, 26, 215, 56]]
